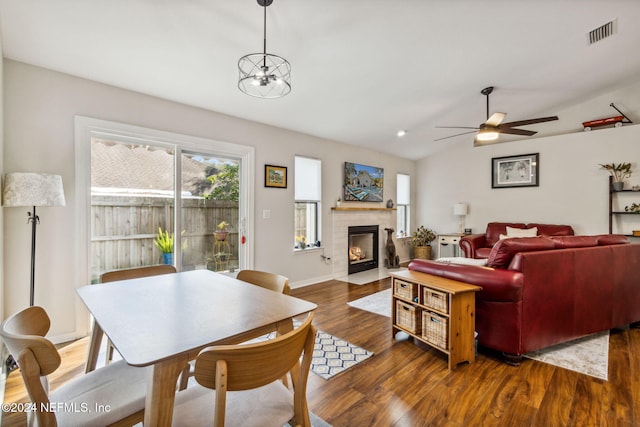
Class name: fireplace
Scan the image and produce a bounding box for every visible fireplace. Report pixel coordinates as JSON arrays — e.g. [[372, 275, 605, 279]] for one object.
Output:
[[348, 225, 379, 274]]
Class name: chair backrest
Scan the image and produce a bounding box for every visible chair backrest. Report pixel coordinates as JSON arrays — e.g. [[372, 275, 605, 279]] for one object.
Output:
[[194, 314, 316, 427], [100, 264, 177, 283], [0, 306, 61, 426], [236, 269, 290, 295]]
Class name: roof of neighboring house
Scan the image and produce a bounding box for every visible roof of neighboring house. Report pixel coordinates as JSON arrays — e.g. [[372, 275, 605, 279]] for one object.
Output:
[[91, 139, 214, 196]]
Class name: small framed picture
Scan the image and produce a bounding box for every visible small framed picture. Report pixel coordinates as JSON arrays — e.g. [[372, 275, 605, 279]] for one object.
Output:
[[265, 164, 287, 188], [492, 153, 539, 188]]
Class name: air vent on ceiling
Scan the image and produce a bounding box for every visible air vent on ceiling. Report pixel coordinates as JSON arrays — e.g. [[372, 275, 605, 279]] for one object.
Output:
[[589, 19, 617, 45]]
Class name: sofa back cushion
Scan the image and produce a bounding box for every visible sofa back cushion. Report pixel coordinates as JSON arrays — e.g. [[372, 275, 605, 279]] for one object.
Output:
[[596, 234, 630, 246], [528, 223, 574, 237], [487, 236, 556, 269], [485, 222, 526, 246], [550, 235, 599, 249]]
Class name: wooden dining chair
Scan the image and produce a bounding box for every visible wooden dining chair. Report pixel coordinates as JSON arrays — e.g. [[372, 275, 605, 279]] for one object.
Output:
[[96, 264, 177, 368], [172, 313, 316, 427], [236, 269, 291, 295], [0, 306, 148, 427], [177, 268, 291, 390]]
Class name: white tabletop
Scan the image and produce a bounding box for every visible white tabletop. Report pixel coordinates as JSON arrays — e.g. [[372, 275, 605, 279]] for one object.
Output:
[[77, 269, 317, 366]]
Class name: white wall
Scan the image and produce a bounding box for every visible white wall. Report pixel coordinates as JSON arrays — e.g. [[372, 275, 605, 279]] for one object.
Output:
[[2, 59, 415, 338], [416, 81, 640, 238]]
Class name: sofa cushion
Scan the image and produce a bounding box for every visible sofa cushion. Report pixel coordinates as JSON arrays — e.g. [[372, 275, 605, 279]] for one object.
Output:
[[487, 236, 556, 269], [550, 235, 599, 249], [527, 223, 574, 236], [503, 226, 538, 239], [596, 234, 630, 246]]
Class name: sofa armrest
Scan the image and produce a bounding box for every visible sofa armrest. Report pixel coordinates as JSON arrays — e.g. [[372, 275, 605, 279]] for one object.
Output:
[[459, 234, 487, 258], [408, 259, 523, 302]]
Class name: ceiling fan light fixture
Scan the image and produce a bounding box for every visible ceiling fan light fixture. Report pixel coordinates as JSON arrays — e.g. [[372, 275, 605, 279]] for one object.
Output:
[[476, 129, 499, 141], [238, 0, 291, 99]]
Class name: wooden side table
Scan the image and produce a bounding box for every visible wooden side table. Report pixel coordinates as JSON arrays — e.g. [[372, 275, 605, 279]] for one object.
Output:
[[391, 269, 481, 370], [437, 233, 464, 258]]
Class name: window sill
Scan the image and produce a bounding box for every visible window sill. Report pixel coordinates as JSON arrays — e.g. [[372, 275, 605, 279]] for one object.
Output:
[[293, 246, 323, 254]]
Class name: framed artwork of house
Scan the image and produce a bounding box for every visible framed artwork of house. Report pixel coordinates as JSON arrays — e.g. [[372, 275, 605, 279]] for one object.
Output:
[[265, 164, 287, 188], [343, 162, 384, 202]]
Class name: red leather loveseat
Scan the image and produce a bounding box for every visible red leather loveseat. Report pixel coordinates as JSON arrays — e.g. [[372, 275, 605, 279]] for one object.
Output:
[[460, 222, 574, 259], [409, 234, 640, 362]]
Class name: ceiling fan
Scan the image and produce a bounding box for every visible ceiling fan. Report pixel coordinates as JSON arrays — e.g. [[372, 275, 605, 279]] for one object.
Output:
[[435, 86, 559, 144]]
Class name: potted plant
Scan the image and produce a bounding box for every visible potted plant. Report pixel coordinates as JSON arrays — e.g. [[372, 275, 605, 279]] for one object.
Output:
[[600, 162, 632, 191], [295, 235, 307, 249], [154, 227, 174, 265], [412, 225, 436, 260], [214, 221, 230, 241]]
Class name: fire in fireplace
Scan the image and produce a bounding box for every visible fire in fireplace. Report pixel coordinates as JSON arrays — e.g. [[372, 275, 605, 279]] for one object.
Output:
[[348, 225, 379, 274]]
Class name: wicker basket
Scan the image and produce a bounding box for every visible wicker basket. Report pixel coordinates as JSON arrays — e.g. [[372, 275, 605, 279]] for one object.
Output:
[[423, 288, 449, 314], [393, 279, 416, 301], [422, 311, 448, 350], [396, 301, 419, 333]]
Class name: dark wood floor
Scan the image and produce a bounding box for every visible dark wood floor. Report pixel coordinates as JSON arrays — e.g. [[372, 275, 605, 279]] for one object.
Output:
[[3, 277, 640, 426]]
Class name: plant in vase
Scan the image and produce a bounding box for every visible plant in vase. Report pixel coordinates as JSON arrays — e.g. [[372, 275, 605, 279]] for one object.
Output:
[[214, 221, 230, 241], [295, 235, 307, 249], [600, 162, 632, 191], [412, 225, 436, 260], [154, 227, 174, 265]]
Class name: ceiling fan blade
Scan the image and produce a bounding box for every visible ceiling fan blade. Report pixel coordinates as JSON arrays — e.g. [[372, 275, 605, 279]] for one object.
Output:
[[498, 128, 537, 136], [485, 112, 506, 127], [434, 130, 478, 141], [435, 126, 480, 130], [500, 116, 559, 128]]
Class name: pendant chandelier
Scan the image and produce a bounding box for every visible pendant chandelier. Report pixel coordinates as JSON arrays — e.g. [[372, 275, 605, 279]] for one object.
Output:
[[238, 0, 291, 98]]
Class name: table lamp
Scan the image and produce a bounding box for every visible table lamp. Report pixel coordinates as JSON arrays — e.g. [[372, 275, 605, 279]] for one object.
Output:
[[453, 202, 468, 234]]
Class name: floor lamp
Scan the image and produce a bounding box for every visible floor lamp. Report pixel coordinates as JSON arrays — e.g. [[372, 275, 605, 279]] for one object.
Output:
[[2, 173, 66, 306], [2, 173, 65, 374]]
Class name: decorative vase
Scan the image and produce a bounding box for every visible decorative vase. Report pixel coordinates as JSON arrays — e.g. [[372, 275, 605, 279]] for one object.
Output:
[[413, 245, 431, 260], [386, 199, 394, 208], [612, 181, 624, 191], [162, 253, 174, 265]]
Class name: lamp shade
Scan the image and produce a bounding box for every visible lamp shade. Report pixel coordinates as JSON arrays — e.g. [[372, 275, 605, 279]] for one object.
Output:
[[453, 202, 467, 216], [2, 173, 66, 207]]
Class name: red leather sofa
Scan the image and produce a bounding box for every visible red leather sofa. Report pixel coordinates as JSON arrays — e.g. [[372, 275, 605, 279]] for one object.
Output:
[[408, 234, 640, 362], [460, 222, 574, 259]]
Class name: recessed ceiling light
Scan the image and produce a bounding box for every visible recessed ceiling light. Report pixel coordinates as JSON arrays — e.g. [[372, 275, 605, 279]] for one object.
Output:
[[396, 130, 407, 137]]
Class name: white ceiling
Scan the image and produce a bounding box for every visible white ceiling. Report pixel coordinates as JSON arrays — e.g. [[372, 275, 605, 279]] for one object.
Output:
[[2, 0, 640, 159]]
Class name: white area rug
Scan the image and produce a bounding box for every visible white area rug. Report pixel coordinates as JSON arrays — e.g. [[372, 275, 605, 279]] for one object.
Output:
[[348, 289, 610, 380], [348, 288, 391, 317], [525, 331, 609, 380], [337, 267, 406, 285]]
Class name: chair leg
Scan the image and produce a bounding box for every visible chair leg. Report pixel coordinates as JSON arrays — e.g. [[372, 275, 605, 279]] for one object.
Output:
[[106, 338, 115, 364], [178, 364, 191, 390]]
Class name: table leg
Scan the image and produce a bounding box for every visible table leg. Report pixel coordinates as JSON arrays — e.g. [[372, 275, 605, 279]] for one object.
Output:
[[85, 322, 103, 373], [144, 354, 189, 426]]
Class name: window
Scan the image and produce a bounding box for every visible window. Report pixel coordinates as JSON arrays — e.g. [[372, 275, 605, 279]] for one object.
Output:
[[397, 173, 410, 237], [294, 156, 321, 249]]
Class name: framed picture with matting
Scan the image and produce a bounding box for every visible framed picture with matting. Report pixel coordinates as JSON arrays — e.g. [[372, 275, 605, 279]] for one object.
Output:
[[265, 164, 287, 188], [492, 153, 539, 188]]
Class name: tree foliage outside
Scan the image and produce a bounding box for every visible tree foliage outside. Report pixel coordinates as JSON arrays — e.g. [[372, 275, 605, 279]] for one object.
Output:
[[204, 164, 239, 201]]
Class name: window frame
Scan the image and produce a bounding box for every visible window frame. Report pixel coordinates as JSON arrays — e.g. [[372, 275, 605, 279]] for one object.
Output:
[[396, 173, 410, 237], [294, 156, 322, 250]]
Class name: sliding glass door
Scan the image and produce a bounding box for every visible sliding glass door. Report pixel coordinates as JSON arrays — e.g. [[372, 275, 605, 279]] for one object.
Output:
[[77, 117, 254, 284]]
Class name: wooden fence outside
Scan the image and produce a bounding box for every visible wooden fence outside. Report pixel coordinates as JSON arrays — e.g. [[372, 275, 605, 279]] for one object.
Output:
[[91, 195, 239, 281]]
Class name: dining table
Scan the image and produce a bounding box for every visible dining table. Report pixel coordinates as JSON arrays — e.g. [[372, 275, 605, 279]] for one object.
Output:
[[76, 269, 317, 426]]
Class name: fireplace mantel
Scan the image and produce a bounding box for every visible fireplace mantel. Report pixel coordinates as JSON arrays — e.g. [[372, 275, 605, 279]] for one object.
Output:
[[331, 207, 395, 211]]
